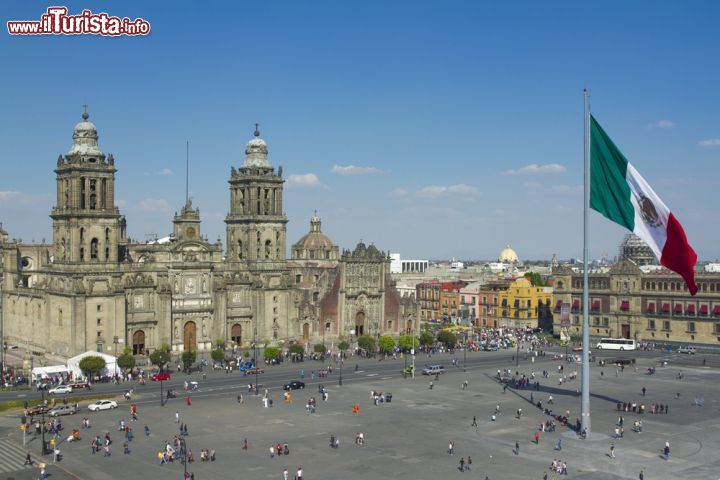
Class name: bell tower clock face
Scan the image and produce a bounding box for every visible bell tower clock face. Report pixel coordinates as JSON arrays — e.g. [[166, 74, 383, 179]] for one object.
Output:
[[185, 227, 195, 238]]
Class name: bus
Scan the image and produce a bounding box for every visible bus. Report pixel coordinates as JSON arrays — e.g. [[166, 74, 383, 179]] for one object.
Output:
[[595, 338, 636, 351]]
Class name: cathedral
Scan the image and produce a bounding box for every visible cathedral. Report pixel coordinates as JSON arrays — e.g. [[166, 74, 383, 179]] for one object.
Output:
[[0, 110, 418, 362]]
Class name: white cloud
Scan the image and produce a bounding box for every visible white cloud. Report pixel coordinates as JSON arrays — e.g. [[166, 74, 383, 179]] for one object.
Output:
[[0, 191, 21, 201], [698, 138, 720, 147], [653, 120, 676, 129], [416, 184, 478, 198], [503, 163, 567, 175], [387, 188, 408, 198], [331, 165, 382, 175], [0, 191, 51, 205], [138, 198, 170, 212], [156, 168, 173, 176], [549, 184, 582, 194], [286, 173, 324, 188]]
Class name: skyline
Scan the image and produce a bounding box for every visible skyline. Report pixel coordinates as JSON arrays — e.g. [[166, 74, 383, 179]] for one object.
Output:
[[1, 1, 719, 261]]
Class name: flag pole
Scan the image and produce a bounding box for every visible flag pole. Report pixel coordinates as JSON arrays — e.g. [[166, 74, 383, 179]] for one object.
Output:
[[581, 88, 591, 436]]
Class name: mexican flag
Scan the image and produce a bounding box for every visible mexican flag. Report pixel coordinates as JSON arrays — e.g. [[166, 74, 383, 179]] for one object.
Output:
[[590, 115, 698, 295]]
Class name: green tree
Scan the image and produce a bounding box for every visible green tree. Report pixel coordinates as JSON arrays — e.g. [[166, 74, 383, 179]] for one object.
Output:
[[78, 356, 106, 377], [314, 343, 326, 354], [436, 330, 457, 348], [419, 331, 435, 346], [357, 334, 376, 353], [289, 344, 305, 356], [378, 335, 395, 354], [181, 350, 197, 368], [211, 348, 226, 363], [122, 346, 132, 356], [398, 334, 417, 352], [214, 339, 226, 349], [524, 271, 547, 286], [149, 343, 172, 368], [338, 340, 350, 352], [116, 353, 135, 371], [264, 347, 281, 361]]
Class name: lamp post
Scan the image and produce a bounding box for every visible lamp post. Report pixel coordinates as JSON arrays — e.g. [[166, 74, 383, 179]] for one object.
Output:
[[113, 336, 119, 358], [159, 358, 165, 407], [178, 437, 188, 479], [253, 326, 258, 395], [338, 355, 343, 386], [40, 389, 47, 455], [463, 330, 467, 373]]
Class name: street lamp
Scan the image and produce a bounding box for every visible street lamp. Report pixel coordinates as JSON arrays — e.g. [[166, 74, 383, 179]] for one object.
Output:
[[113, 336, 119, 358], [463, 330, 467, 373], [178, 437, 188, 479], [40, 389, 47, 455], [253, 326, 258, 395], [338, 356, 343, 386]]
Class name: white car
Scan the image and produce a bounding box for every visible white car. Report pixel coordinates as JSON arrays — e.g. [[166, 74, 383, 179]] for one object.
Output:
[[88, 400, 118, 412], [48, 385, 72, 395]]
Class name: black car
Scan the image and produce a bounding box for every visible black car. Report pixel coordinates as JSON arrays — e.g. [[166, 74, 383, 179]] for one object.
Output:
[[283, 381, 305, 391]]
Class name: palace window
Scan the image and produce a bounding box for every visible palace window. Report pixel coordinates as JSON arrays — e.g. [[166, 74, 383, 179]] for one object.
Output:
[[647, 319, 655, 330], [687, 322, 696, 333], [662, 320, 671, 331]]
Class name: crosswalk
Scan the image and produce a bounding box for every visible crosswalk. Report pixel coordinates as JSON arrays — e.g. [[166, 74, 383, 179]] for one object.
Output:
[[0, 438, 36, 474]]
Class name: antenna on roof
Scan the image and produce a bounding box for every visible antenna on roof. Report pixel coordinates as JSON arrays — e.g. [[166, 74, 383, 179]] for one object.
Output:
[[185, 140, 189, 206]]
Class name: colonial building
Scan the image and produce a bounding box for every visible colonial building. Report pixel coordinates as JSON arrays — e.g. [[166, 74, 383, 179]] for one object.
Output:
[[0, 110, 417, 362], [552, 261, 720, 346], [497, 278, 554, 330]]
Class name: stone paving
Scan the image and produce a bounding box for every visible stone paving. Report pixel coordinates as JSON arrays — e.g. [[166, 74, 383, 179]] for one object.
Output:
[[1, 351, 719, 479]]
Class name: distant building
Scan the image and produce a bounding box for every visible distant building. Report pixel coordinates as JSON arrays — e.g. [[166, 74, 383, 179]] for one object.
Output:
[[498, 245, 520, 264], [416, 280, 441, 321], [389, 253, 428, 274], [497, 278, 553, 330], [552, 261, 720, 347], [619, 234, 656, 266]]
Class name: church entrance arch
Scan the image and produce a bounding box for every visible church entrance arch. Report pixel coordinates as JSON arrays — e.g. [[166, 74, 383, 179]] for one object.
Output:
[[132, 330, 145, 355], [231, 324, 242, 345], [184, 321, 197, 352], [302, 323, 310, 341], [406, 319, 413, 332], [355, 312, 365, 336]]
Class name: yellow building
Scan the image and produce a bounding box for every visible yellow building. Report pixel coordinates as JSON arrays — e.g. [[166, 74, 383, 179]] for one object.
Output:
[[498, 278, 554, 330]]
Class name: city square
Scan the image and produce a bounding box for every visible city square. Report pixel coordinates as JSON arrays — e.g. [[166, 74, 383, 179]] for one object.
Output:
[[2, 348, 720, 479]]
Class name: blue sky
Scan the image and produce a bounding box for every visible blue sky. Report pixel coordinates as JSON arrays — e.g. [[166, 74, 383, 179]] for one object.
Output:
[[1, 1, 719, 261]]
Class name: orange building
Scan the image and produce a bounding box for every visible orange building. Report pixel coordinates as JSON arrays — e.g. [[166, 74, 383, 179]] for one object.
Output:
[[440, 281, 467, 320]]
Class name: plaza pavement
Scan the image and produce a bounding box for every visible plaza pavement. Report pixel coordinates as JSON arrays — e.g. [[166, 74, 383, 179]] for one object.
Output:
[[1, 349, 719, 480]]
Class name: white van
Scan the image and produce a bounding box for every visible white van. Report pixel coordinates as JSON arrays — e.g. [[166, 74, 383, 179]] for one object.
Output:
[[422, 365, 446, 375]]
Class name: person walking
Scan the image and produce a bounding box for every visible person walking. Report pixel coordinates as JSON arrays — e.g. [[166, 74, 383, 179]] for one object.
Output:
[[642, 387, 646, 396], [534, 431, 540, 444], [296, 466, 303, 480], [471, 416, 477, 427], [459, 457, 465, 472], [175, 411, 180, 423], [556, 438, 562, 451], [448, 441, 454, 454], [270, 445, 275, 458], [610, 443, 615, 459], [514, 440, 520, 455], [144, 425, 150, 436], [639, 469, 644, 480], [466, 456, 472, 471], [283, 468, 289, 480], [664, 441, 670, 460]]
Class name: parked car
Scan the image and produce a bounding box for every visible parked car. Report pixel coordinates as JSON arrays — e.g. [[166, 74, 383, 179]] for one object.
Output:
[[678, 346, 696, 354], [88, 400, 118, 412], [421, 365, 446, 375], [244, 368, 264, 375], [483, 344, 499, 352], [48, 405, 77, 417], [48, 385, 72, 395], [283, 381, 305, 391], [26, 405, 51, 416], [151, 372, 171, 381]]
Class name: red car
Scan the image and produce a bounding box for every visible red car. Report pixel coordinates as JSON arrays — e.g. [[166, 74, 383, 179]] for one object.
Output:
[[244, 368, 264, 376], [69, 382, 91, 390], [151, 372, 171, 381]]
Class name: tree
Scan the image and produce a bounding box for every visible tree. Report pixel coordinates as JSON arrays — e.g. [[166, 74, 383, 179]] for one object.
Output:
[[116, 353, 135, 371], [525, 271, 547, 287], [378, 335, 395, 354], [398, 334, 417, 352], [211, 348, 226, 363], [149, 343, 171, 368], [314, 343, 326, 354], [122, 346, 132, 356], [181, 350, 197, 368], [419, 331, 435, 346], [289, 344, 305, 356], [264, 347, 281, 361], [338, 340, 350, 352], [357, 334, 376, 353], [78, 356, 106, 377], [436, 330, 457, 348], [214, 339, 226, 349]]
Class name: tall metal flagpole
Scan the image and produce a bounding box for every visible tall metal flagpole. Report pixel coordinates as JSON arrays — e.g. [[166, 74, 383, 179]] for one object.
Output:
[[581, 88, 591, 436], [186, 141, 189, 205]]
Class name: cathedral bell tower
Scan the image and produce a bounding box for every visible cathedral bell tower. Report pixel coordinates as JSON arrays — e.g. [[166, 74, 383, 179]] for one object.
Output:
[[225, 125, 287, 266], [50, 107, 123, 264]]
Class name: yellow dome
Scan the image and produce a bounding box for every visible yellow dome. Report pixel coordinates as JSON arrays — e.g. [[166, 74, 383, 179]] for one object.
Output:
[[498, 245, 519, 263]]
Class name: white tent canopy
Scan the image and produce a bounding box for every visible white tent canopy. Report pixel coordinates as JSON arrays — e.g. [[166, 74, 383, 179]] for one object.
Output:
[[66, 351, 121, 379], [31, 365, 71, 381]]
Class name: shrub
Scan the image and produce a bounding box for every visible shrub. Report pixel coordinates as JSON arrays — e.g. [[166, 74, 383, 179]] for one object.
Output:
[[313, 343, 326, 354], [78, 356, 106, 377], [116, 354, 135, 371]]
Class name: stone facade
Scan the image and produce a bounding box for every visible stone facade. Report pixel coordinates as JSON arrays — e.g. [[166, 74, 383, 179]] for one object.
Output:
[[552, 261, 720, 347], [1, 112, 417, 361]]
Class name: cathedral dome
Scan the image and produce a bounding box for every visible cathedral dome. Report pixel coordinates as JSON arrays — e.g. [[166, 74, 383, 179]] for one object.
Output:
[[244, 124, 270, 168], [68, 107, 102, 156], [498, 245, 519, 263], [292, 213, 339, 261]]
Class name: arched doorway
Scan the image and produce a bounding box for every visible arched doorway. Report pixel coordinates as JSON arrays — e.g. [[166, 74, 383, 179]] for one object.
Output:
[[302, 323, 310, 341], [132, 330, 145, 355], [231, 324, 242, 345], [406, 319, 413, 332], [184, 321, 197, 352], [355, 312, 365, 336]]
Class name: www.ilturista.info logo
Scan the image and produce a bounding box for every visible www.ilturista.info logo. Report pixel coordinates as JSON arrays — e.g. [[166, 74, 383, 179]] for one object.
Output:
[[7, 6, 150, 36]]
